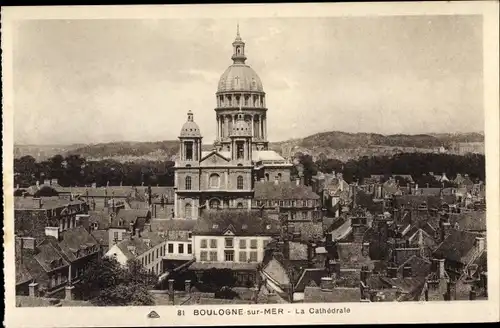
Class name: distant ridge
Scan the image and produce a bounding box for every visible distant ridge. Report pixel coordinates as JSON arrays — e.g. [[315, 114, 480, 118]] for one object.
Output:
[[15, 131, 484, 162]]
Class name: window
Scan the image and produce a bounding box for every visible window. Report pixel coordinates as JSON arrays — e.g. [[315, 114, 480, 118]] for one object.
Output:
[[209, 251, 218, 261], [209, 199, 221, 209], [210, 239, 217, 248], [201, 239, 207, 248], [263, 239, 269, 249], [185, 142, 193, 161], [187, 244, 192, 254], [239, 239, 247, 249], [225, 238, 234, 248], [168, 243, 174, 253], [188, 232, 192, 239], [302, 211, 308, 219], [178, 244, 184, 254], [185, 203, 192, 218], [237, 202, 244, 209], [156, 249, 159, 258], [277, 173, 282, 181], [163, 245, 166, 254], [141, 257, 144, 266], [113, 232, 119, 241], [237, 176, 244, 190], [200, 251, 208, 261], [224, 250, 235, 262], [250, 239, 258, 249], [185, 176, 192, 190], [209, 174, 220, 188], [236, 142, 244, 160], [265, 173, 270, 181], [249, 251, 258, 262], [239, 251, 247, 262]]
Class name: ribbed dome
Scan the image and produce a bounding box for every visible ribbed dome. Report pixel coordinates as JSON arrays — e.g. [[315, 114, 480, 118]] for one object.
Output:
[[180, 111, 202, 138], [230, 113, 252, 137], [217, 64, 264, 93]]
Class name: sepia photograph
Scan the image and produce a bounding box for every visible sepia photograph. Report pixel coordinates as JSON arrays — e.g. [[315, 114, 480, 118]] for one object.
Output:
[[2, 2, 499, 327]]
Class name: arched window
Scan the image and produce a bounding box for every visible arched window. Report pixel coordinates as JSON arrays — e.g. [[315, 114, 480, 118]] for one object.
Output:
[[209, 173, 220, 188], [209, 199, 221, 209], [237, 202, 244, 209], [185, 203, 192, 218], [185, 176, 192, 190], [265, 173, 270, 181], [237, 176, 244, 190], [277, 173, 282, 181]]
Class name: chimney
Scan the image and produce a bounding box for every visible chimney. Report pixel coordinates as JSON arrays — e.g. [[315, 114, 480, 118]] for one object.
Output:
[[168, 279, 175, 302], [469, 286, 477, 300], [143, 238, 151, 248], [127, 245, 136, 256], [438, 259, 446, 279], [475, 237, 485, 254], [44, 179, 50, 185], [45, 226, 60, 241], [387, 265, 397, 278], [75, 214, 90, 231], [135, 228, 141, 237], [36, 181, 40, 188], [260, 178, 265, 183], [21, 237, 36, 251], [296, 177, 300, 186], [320, 277, 334, 291], [28, 282, 39, 297], [407, 183, 411, 195], [440, 222, 451, 241], [360, 265, 370, 284], [65, 285, 75, 301], [51, 178, 58, 186], [91, 182, 97, 188], [145, 223, 152, 232], [185, 280, 191, 294], [415, 184, 419, 191], [362, 242, 370, 256], [402, 265, 412, 278]]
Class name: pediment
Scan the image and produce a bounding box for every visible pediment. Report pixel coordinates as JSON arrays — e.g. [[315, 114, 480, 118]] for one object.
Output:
[[200, 151, 230, 166], [223, 224, 236, 235]]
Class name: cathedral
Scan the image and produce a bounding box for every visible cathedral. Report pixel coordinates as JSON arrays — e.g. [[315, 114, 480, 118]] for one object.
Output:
[[174, 26, 293, 219]]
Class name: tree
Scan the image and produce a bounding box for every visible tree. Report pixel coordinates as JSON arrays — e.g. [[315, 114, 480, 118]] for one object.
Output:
[[79, 257, 157, 306], [33, 186, 59, 197]]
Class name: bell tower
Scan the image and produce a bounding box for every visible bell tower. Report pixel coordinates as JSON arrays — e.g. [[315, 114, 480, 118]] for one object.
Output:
[[178, 110, 202, 162]]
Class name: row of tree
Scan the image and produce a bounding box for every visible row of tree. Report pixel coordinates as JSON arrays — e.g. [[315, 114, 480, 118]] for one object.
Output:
[[14, 154, 175, 188], [14, 152, 485, 189], [292, 152, 485, 186]]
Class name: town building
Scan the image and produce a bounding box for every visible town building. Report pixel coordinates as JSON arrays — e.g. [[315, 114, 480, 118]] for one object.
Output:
[[173, 27, 293, 219]]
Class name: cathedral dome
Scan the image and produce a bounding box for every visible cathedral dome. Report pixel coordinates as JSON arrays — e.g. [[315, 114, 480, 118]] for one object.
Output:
[[217, 64, 264, 93], [180, 111, 202, 138]]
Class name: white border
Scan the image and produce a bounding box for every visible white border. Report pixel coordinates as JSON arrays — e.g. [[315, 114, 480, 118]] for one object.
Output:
[[2, 2, 499, 326]]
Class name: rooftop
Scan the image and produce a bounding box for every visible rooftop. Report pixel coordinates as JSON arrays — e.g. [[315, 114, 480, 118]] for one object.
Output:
[[254, 182, 319, 201], [193, 210, 280, 236], [433, 229, 483, 264]]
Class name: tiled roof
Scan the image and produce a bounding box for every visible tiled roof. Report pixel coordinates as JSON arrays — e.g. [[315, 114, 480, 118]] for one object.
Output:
[[14, 197, 85, 210], [289, 242, 308, 261], [303, 286, 361, 303], [58, 226, 99, 262], [254, 182, 319, 200], [193, 210, 280, 236], [398, 255, 432, 278], [379, 276, 426, 294], [55, 186, 135, 198], [88, 210, 111, 230], [151, 219, 196, 232], [336, 242, 373, 269], [294, 268, 326, 292], [189, 262, 259, 271], [90, 229, 109, 247], [115, 234, 164, 259], [110, 209, 150, 229], [15, 260, 33, 285], [295, 222, 324, 242], [448, 211, 486, 232], [15, 210, 56, 240], [433, 229, 482, 263], [34, 242, 70, 272], [262, 258, 290, 286]]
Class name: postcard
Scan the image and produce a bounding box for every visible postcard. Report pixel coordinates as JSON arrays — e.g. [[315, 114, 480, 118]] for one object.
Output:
[[2, 2, 499, 327]]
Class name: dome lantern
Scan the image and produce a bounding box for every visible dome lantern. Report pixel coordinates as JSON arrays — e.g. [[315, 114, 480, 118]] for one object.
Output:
[[179, 110, 202, 138]]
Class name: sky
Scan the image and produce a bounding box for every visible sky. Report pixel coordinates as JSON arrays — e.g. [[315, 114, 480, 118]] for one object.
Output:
[[13, 15, 484, 145]]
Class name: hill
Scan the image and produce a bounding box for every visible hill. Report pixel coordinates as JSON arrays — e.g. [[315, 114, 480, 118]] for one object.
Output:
[[15, 131, 484, 163]]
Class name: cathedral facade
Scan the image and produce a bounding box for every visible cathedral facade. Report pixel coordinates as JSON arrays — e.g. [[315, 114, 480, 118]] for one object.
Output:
[[174, 27, 293, 219]]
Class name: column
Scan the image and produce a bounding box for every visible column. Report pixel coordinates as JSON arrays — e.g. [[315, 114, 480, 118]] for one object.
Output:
[[251, 114, 255, 137], [257, 115, 261, 138], [216, 116, 220, 140], [263, 116, 267, 140], [174, 193, 178, 218]]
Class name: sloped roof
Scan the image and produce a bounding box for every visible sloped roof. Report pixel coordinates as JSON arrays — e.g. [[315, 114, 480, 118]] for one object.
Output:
[[398, 255, 432, 278], [58, 226, 99, 262], [304, 286, 360, 303], [151, 219, 196, 232], [294, 268, 326, 292], [295, 222, 324, 242], [110, 209, 149, 229], [88, 210, 111, 230], [34, 243, 70, 272], [262, 258, 290, 286], [448, 211, 486, 232], [253, 150, 287, 162], [433, 229, 482, 263], [336, 242, 373, 269], [90, 229, 109, 247], [115, 234, 163, 259], [189, 262, 259, 271], [55, 186, 135, 198], [14, 197, 85, 210], [254, 182, 319, 200], [379, 276, 426, 294], [289, 242, 308, 261], [15, 261, 33, 285], [193, 210, 280, 236]]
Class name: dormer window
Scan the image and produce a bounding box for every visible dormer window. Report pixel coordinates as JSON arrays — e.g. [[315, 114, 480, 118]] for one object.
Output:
[[213, 224, 219, 229], [266, 224, 271, 230]]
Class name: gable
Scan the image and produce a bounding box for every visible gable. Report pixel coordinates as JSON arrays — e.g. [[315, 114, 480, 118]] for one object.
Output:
[[200, 151, 230, 166]]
